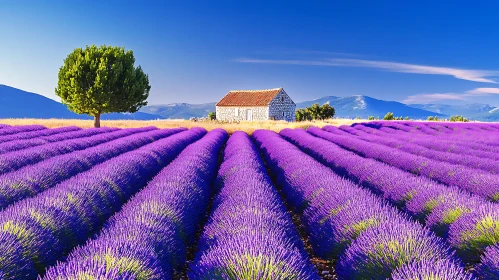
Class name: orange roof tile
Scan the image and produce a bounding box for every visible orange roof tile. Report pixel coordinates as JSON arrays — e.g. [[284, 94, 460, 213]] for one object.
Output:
[[216, 88, 283, 106]]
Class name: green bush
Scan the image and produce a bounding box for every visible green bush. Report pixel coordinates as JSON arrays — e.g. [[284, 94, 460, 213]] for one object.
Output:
[[296, 103, 336, 121], [450, 115, 469, 122], [208, 111, 216, 120], [383, 112, 395, 120]]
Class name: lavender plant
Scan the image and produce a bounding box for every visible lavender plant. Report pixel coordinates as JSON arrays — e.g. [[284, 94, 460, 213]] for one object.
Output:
[[43, 129, 227, 279], [0, 128, 205, 279], [189, 132, 319, 279]]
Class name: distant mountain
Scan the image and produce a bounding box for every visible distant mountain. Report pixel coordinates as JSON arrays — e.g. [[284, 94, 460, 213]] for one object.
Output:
[[2, 84, 498, 121], [140, 102, 216, 119], [472, 108, 499, 121], [140, 95, 444, 120], [0, 85, 163, 120], [407, 103, 497, 117], [296, 95, 445, 119]]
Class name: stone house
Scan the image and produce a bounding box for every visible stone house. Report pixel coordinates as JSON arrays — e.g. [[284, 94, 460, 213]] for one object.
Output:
[[216, 88, 296, 122]]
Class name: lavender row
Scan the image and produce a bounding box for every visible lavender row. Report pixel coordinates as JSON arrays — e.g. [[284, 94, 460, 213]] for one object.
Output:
[[252, 130, 471, 279], [371, 121, 497, 139], [0, 127, 155, 175], [0, 124, 10, 129], [44, 129, 227, 279], [0, 127, 118, 154], [0, 126, 81, 144], [338, 125, 499, 174], [422, 122, 499, 135], [394, 122, 499, 144], [360, 122, 499, 155], [189, 132, 319, 279], [341, 123, 499, 169], [0, 128, 206, 279], [0, 127, 184, 210], [311, 127, 499, 201], [281, 128, 499, 277], [0, 125, 46, 137], [349, 124, 499, 161]]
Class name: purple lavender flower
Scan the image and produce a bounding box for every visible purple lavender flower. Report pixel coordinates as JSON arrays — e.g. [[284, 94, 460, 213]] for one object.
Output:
[[338, 221, 458, 279], [449, 203, 499, 261], [0, 128, 206, 279], [0, 125, 46, 137], [252, 129, 465, 279], [189, 132, 319, 280], [392, 259, 474, 280], [43, 129, 227, 279], [0, 127, 117, 154], [477, 244, 499, 279], [0, 126, 80, 144], [0, 127, 184, 209], [0, 127, 158, 175], [310, 126, 499, 201]]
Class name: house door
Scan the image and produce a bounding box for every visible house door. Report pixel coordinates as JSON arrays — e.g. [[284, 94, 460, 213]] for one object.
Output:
[[247, 109, 253, 121]]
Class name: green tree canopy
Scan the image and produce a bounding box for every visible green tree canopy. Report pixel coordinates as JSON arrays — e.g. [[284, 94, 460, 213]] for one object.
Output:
[[383, 112, 395, 120], [208, 111, 216, 120], [55, 45, 151, 127], [295, 103, 335, 121], [320, 103, 335, 119]]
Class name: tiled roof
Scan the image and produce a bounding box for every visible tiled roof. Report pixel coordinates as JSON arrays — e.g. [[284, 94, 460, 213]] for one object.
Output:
[[216, 88, 283, 106]]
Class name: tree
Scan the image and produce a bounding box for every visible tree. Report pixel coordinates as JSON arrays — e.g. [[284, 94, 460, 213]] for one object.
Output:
[[384, 112, 395, 120], [296, 108, 312, 121], [295, 103, 335, 121], [308, 103, 322, 120], [450, 115, 469, 122], [208, 111, 216, 120], [320, 104, 335, 120], [56, 45, 151, 127]]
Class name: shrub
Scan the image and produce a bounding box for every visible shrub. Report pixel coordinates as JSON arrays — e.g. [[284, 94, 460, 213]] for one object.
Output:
[[383, 112, 395, 120], [449, 115, 469, 122], [208, 111, 216, 120], [296, 103, 335, 121]]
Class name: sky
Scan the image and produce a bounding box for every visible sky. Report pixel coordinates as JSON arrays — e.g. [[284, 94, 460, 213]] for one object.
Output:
[[2, 1, 499, 106]]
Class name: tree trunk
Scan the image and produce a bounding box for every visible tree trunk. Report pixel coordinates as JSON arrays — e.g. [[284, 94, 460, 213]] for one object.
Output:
[[94, 113, 101, 128]]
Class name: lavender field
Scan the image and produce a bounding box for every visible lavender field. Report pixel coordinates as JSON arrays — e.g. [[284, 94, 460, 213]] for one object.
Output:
[[0, 122, 497, 279]]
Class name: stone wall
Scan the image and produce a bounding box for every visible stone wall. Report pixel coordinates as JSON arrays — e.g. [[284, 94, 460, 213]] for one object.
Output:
[[268, 90, 296, 122], [216, 106, 269, 121]]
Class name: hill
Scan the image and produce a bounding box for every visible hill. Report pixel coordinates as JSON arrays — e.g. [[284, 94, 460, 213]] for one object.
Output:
[[407, 103, 498, 120], [140, 102, 216, 119], [296, 95, 445, 119], [139, 95, 443, 120], [3, 84, 498, 121], [0, 85, 163, 120]]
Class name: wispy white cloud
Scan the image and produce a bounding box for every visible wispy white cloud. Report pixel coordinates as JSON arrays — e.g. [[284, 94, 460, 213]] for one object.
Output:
[[403, 93, 466, 104], [234, 57, 499, 84], [328, 59, 499, 84], [466, 87, 499, 95], [289, 50, 359, 57], [234, 58, 341, 66]]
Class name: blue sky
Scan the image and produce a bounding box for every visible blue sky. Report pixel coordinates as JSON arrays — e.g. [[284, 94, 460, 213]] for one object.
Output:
[[2, 1, 499, 106]]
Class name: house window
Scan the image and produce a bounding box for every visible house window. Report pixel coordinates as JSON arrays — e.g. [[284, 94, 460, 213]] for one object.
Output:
[[282, 112, 285, 117], [235, 108, 239, 117], [281, 96, 284, 102]]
